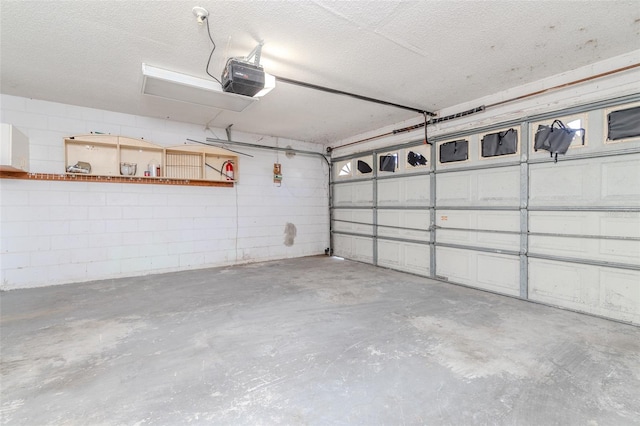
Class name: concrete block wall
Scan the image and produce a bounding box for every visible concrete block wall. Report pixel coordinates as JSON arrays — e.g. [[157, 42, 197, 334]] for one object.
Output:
[[0, 95, 329, 289]]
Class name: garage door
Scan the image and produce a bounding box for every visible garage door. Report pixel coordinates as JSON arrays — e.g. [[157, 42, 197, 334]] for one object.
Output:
[[331, 99, 640, 324]]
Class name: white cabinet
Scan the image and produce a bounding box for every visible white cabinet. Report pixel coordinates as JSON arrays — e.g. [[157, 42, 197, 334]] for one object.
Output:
[[0, 124, 29, 172]]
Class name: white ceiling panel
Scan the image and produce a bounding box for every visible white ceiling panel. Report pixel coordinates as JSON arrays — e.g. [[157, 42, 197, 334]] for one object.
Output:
[[1, 1, 639, 144]]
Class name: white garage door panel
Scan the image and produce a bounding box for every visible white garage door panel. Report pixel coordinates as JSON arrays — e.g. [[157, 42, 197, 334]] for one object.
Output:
[[353, 237, 374, 263], [332, 234, 351, 259], [476, 253, 521, 296], [333, 234, 373, 264], [477, 168, 520, 204], [529, 260, 582, 304], [377, 210, 430, 241], [531, 213, 584, 234], [529, 236, 640, 265], [403, 175, 430, 205], [377, 227, 429, 241], [601, 214, 640, 238], [528, 210, 640, 265], [378, 175, 430, 206], [332, 209, 374, 235], [333, 181, 373, 207], [602, 160, 640, 200], [332, 209, 373, 225], [436, 174, 470, 205], [436, 247, 520, 296], [377, 240, 430, 276], [529, 258, 640, 324], [437, 229, 519, 251], [437, 247, 470, 278], [529, 211, 640, 238], [437, 167, 520, 206], [529, 154, 640, 207], [332, 222, 373, 235], [600, 269, 640, 321], [437, 210, 520, 232]]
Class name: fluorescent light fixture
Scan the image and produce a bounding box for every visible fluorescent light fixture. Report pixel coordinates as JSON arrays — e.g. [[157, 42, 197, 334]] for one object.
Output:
[[141, 63, 259, 112], [254, 72, 276, 97]]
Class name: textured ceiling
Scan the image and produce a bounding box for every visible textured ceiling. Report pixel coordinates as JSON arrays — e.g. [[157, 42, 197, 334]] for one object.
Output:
[[1, 1, 639, 144]]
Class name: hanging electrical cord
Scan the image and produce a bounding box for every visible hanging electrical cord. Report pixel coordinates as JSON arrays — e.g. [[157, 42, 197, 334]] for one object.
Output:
[[423, 111, 430, 145], [204, 16, 222, 85], [205, 162, 234, 180]]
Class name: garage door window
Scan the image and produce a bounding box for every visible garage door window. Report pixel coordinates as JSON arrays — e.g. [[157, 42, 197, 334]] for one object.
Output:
[[337, 161, 352, 177], [357, 160, 372, 174], [481, 128, 518, 158], [531, 113, 587, 153], [379, 153, 398, 172], [355, 155, 374, 176], [407, 150, 428, 166], [439, 140, 468, 163], [605, 103, 640, 143]]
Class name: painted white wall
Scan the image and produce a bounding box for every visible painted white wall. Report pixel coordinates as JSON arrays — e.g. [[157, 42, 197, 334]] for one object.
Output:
[[0, 95, 329, 289]]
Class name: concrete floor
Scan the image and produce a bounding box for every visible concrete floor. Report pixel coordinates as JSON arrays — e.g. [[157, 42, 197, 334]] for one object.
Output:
[[1, 256, 639, 425]]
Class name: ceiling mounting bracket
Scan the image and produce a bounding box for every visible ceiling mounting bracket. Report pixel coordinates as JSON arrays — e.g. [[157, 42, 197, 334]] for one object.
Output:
[[192, 6, 209, 25], [225, 124, 233, 142], [245, 41, 265, 66]]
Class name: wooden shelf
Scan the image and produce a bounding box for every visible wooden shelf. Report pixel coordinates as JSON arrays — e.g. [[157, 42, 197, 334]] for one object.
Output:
[[165, 150, 203, 179], [65, 136, 118, 176], [0, 171, 233, 187], [165, 144, 238, 182], [63, 135, 238, 185]]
